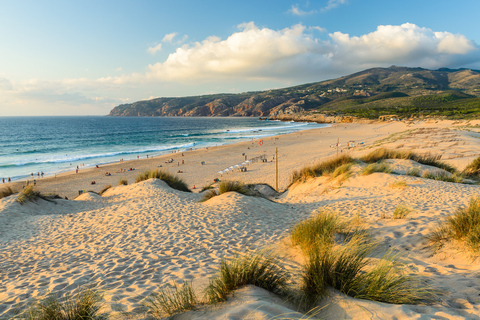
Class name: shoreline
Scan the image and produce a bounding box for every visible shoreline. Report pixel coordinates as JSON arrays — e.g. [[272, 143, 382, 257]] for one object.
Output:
[[1, 119, 327, 183], [3, 119, 479, 200]]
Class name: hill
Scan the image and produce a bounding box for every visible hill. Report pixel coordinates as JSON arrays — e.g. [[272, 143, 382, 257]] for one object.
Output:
[[109, 66, 480, 119]]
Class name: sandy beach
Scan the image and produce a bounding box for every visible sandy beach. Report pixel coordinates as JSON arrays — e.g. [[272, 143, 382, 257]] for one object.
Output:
[[2, 119, 480, 319]]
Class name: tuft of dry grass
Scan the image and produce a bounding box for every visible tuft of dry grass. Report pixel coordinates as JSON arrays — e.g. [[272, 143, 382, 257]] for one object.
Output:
[[99, 185, 112, 196], [144, 281, 197, 319], [23, 286, 107, 320], [118, 179, 128, 186], [136, 169, 190, 192], [361, 162, 392, 175], [0, 186, 15, 199], [427, 196, 480, 253], [290, 154, 355, 185], [361, 148, 456, 173], [218, 180, 250, 195], [201, 189, 218, 202], [205, 251, 288, 304], [17, 186, 54, 204], [390, 180, 408, 189], [464, 155, 480, 177], [393, 204, 411, 219]]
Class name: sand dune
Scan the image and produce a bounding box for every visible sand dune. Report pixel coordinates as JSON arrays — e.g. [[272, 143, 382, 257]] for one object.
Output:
[[1, 120, 480, 319]]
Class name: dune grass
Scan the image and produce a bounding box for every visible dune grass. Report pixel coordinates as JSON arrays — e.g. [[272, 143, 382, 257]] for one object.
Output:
[[98, 185, 112, 196], [23, 286, 107, 320], [361, 148, 456, 173], [144, 281, 197, 319], [201, 189, 218, 201], [427, 196, 480, 253], [361, 161, 392, 175], [205, 251, 289, 304], [463, 155, 480, 176], [291, 211, 347, 252], [118, 179, 128, 186], [393, 204, 411, 219], [218, 180, 250, 195], [201, 183, 214, 192], [16, 186, 54, 204], [421, 170, 464, 183], [291, 211, 434, 307], [0, 186, 15, 199], [135, 169, 191, 192], [406, 167, 421, 177], [390, 180, 408, 189], [290, 154, 355, 185]]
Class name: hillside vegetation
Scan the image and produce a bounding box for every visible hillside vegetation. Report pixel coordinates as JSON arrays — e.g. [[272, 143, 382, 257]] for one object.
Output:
[[109, 66, 480, 119]]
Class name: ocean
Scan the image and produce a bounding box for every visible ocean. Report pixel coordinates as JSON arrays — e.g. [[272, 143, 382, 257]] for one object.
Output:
[[0, 116, 328, 181]]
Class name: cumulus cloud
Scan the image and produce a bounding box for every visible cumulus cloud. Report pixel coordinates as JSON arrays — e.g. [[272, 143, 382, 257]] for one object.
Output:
[[136, 22, 479, 83]]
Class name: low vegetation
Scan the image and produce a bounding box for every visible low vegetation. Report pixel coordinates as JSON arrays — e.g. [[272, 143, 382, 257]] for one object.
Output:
[[390, 180, 408, 189], [0, 186, 15, 199], [393, 204, 411, 219], [290, 154, 355, 185], [144, 282, 197, 318], [406, 167, 421, 177], [17, 186, 54, 204], [291, 211, 434, 307], [205, 252, 289, 304], [23, 286, 107, 320], [361, 162, 392, 175], [136, 169, 191, 192], [361, 148, 456, 173], [427, 196, 480, 253], [201, 189, 218, 202], [218, 180, 250, 195], [98, 185, 112, 196], [463, 155, 480, 177], [118, 179, 128, 186], [421, 170, 463, 183]]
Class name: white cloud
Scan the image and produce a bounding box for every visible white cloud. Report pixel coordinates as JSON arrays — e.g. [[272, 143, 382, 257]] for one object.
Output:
[[162, 32, 178, 43], [138, 22, 479, 83], [1, 22, 479, 115], [323, 0, 347, 11], [288, 4, 317, 16], [147, 43, 162, 54], [115, 67, 122, 72]]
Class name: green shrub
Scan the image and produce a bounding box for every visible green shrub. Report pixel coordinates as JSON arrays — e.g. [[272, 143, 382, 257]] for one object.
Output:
[[0, 186, 15, 199], [361, 162, 392, 175], [290, 154, 355, 184], [144, 281, 197, 318], [24, 286, 107, 320], [218, 180, 250, 195], [118, 179, 128, 186], [136, 169, 191, 192], [205, 252, 288, 304], [427, 196, 480, 253], [98, 185, 112, 196]]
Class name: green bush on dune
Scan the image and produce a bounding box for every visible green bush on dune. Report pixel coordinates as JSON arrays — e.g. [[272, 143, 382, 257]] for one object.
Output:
[[290, 154, 355, 185]]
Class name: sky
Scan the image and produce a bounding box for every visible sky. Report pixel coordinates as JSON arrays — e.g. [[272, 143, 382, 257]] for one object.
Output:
[[0, 0, 479, 116]]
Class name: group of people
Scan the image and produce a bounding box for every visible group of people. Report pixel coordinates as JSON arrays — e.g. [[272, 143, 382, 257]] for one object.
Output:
[[1, 178, 11, 183]]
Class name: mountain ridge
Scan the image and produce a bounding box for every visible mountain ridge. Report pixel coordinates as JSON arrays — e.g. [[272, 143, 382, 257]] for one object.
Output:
[[109, 66, 480, 119]]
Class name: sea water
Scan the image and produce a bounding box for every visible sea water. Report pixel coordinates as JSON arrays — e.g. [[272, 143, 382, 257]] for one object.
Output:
[[0, 116, 328, 181]]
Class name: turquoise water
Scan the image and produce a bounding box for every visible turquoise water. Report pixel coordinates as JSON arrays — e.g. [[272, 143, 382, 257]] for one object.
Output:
[[0, 116, 327, 181]]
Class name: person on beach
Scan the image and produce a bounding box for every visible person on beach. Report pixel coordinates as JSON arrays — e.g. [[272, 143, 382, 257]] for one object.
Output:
[[2, 178, 4, 183], [8, 177, 11, 182]]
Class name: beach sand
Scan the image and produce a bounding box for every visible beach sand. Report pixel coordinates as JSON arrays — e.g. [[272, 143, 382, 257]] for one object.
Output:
[[1, 119, 480, 319]]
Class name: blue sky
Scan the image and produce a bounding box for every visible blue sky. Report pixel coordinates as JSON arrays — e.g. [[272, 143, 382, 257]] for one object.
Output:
[[1, 0, 479, 116]]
